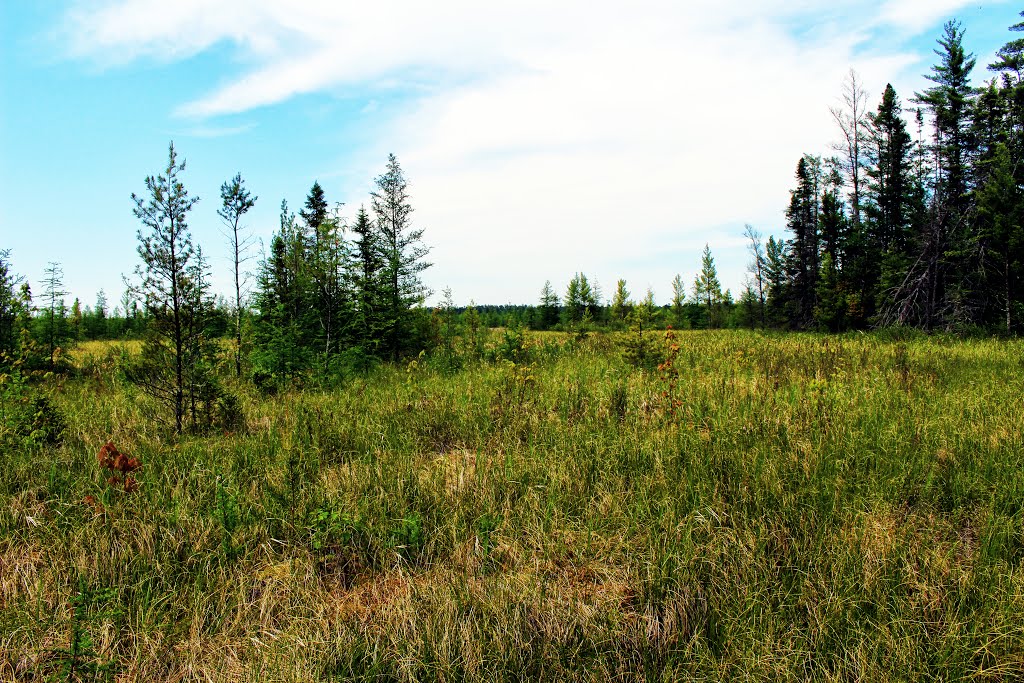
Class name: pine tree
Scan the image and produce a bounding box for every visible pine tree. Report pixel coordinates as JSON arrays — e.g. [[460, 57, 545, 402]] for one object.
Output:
[[670, 274, 687, 328], [866, 84, 926, 323], [350, 206, 384, 352], [563, 273, 597, 326], [128, 142, 207, 434], [609, 279, 632, 328], [218, 173, 257, 378], [911, 21, 977, 327], [251, 201, 314, 384], [300, 181, 329, 251], [0, 251, 24, 359], [40, 262, 68, 366], [371, 154, 431, 361], [974, 143, 1024, 331], [814, 253, 847, 332], [538, 280, 560, 330], [764, 236, 789, 326], [784, 156, 822, 327], [692, 244, 722, 328]]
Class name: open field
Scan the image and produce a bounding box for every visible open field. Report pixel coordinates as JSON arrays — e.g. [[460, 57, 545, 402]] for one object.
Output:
[[3, 330, 1024, 681]]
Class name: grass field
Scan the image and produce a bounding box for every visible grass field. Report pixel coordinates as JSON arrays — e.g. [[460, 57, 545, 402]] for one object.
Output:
[[2, 330, 1024, 681]]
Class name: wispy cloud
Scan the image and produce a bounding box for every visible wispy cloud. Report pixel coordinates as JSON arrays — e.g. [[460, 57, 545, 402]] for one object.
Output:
[[54, 0, 1002, 303], [175, 122, 256, 138]]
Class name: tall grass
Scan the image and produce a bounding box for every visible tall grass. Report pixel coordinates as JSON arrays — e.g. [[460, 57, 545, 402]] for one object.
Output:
[[2, 330, 1023, 680]]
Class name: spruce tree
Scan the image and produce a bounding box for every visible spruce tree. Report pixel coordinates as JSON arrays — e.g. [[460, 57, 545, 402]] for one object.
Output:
[[692, 245, 722, 328], [371, 155, 431, 361], [609, 279, 632, 328], [538, 280, 560, 330], [670, 274, 687, 328], [867, 84, 926, 323], [350, 206, 384, 352], [784, 156, 822, 327]]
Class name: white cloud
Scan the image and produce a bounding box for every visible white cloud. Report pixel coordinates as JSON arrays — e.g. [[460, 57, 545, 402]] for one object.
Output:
[[879, 0, 1003, 32], [57, 0, 1001, 303]]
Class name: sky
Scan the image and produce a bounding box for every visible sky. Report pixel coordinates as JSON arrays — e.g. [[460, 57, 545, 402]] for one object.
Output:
[[0, 0, 1020, 309]]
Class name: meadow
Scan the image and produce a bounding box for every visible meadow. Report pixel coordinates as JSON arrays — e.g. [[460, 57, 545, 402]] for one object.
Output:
[[2, 330, 1024, 681]]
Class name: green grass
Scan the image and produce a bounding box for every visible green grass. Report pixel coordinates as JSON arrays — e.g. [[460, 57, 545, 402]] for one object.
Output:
[[3, 330, 1024, 681]]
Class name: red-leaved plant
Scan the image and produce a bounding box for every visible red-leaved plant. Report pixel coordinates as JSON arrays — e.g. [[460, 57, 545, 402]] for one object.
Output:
[[96, 441, 141, 493]]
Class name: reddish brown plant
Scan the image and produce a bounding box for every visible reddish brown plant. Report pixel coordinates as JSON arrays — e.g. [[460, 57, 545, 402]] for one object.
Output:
[[96, 440, 142, 493]]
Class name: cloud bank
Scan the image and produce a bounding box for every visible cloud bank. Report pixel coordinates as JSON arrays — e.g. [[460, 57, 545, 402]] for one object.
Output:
[[59, 0, 989, 303]]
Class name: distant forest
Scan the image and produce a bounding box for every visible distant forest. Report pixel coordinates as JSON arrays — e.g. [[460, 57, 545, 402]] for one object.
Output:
[[2, 15, 1024, 422]]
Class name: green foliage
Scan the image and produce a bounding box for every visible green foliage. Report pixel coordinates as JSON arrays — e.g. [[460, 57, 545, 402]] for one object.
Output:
[[621, 289, 661, 369], [48, 577, 119, 682], [692, 245, 723, 328], [0, 365, 64, 449]]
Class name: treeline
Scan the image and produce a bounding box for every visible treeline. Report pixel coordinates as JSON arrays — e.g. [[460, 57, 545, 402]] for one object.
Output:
[[480, 16, 1024, 336], [748, 18, 1024, 333]]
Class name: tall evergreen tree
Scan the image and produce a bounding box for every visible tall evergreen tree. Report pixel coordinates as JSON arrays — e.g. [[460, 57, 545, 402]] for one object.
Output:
[[692, 244, 723, 328], [974, 143, 1024, 331], [784, 155, 822, 327], [866, 84, 927, 323], [218, 172, 257, 378], [40, 262, 68, 366], [371, 154, 431, 361], [128, 142, 207, 434], [538, 280, 560, 330], [912, 21, 977, 326], [350, 206, 384, 351], [670, 274, 687, 328], [609, 279, 632, 328], [0, 251, 24, 359]]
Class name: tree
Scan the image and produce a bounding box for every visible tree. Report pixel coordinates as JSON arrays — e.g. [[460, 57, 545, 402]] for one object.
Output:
[[911, 21, 977, 327], [218, 172, 257, 378], [763, 236, 788, 326], [989, 11, 1024, 82], [866, 84, 925, 322], [831, 70, 871, 230], [692, 244, 722, 328], [538, 280, 560, 330], [564, 273, 597, 325], [609, 279, 632, 327], [350, 205, 384, 351], [0, 251, 24, 359], [974, 143, 1024, 331], [300, 181, 329, 251], [40, 262, 68, 366], [670, 274, 686, 328], [815, 253, 847, 332], [742, 224, 767, 327], [622, 288, 659, 369], [251, 201, 315, 384], [784, 155, 822, 327], [128, 142, 205, 434], [371, 154, 431, 361]]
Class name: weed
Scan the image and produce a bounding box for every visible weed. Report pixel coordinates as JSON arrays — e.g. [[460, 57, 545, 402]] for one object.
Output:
[[47, 576, 119, 682]]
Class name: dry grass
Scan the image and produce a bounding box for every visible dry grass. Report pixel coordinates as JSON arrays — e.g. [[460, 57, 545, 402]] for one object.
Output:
[[2, 330, 1024, 680]]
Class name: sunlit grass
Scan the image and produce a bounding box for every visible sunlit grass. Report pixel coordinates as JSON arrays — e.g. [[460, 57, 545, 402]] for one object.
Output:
[[2, 330, 1023, 681]]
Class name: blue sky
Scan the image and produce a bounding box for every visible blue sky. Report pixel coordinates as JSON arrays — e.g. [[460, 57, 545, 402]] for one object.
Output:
[[0, 1, 1019, 310]]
